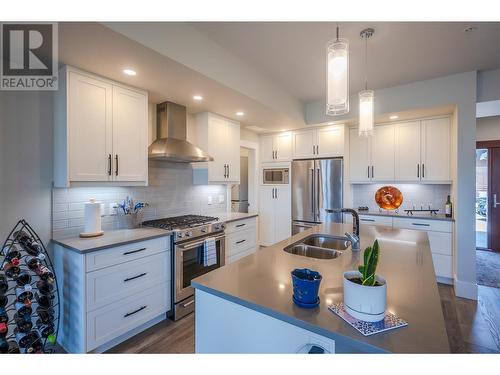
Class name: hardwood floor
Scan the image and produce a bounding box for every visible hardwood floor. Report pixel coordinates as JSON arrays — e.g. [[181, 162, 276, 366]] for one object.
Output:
[[108, 284, 500, 354]]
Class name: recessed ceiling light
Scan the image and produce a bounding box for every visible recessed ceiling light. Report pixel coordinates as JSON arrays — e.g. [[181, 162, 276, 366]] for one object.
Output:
[[193, 95, 203, 101], [236, 111, 244, 116], [389, 115, 399, 120], [122, 69, 136, 76]]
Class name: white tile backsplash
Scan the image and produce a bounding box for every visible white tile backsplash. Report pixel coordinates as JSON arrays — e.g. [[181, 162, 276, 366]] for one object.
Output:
[[52, 162, 227, 239], [352, 184, 451, 213]]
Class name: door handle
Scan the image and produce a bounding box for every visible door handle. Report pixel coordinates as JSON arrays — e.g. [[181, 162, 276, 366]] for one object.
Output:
[[367, 166, 370, 179], [276, 188, 278, 199], [422, 163, 425, 178], [115, 155, 119, 176], [494, 194, 499, 208], [417, 164, 420, 178], [123, 247, 146, 256], [236, 239, 246, 244], [124, 305, 147, 318], [371, 166, 374, 179], [182, 300, 195, 308], [272, 188, 275, 199], [124, 272, 147, 282], [227, 164, 230, 178], [313, 145, 315, 155], [316, 145, 319, 154], [316, 168, 320, 221], [108, 154, 112, 176], [310, 169, 314, 212]]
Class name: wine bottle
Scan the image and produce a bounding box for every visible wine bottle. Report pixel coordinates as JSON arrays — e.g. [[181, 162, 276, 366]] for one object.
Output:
[[445, 195, 453, 218], [16, 271, 32, 288], [14, 313, 32, 333], [25, 256, 42, 271], [8, 341, 20, 354], [0, 274, 8, 295], [4, 246, 21, 262], [0, 307, 8, 324], [0, 295, 8, 309], [36, 306, 54, 324], [15, 286, 34, 304], [0, 335, 8, 354], [15, 301, 32, 317], [35, 293, 53, 309], [36, 279, 54, 296], [36, 320, 55, 338], [4, 259, 21, 280], [14, 231, 42, 256], [15, 329, 41, 353], [35, 265, 54, 282]]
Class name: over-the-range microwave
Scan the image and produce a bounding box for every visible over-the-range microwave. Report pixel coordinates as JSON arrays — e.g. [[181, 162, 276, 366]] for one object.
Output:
[[263, 167, 289, 184]]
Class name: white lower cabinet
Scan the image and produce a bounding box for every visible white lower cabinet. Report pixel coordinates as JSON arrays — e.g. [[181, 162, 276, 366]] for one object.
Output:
[[358, 215, 393, 227], [259, 185, 291, 246], [225, 217, 258, 264], [53, 236, 171, 353]]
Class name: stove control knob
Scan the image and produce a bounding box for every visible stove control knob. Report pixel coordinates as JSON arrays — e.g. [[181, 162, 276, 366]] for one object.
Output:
[[186, 231, 193, 237]]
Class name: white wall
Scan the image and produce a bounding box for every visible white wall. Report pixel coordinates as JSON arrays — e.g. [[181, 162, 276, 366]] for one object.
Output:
[[476, 116, 500, 142], [0, 91, 54, 244], [477, 68, 500, 102], [306, 71, 478, 299]]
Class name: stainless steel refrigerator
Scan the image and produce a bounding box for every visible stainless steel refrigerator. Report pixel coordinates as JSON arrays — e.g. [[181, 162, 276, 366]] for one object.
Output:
[[291, 158, 343, 234]]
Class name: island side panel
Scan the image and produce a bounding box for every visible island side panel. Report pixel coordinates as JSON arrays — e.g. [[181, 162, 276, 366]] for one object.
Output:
[[195, 289, 335, 354]]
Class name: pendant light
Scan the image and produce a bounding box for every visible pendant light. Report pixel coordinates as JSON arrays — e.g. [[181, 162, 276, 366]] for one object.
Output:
[[326, 25, 349, 116], [359, 28, 375, 137]]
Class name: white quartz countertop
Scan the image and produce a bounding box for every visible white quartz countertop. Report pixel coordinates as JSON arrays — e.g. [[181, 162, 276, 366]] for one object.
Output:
[[214, 212, 258, 223], [51, 227, 171, 253]]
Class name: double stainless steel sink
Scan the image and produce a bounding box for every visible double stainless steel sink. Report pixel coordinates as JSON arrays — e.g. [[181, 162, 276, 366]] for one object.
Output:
[[284, 234, 351, 259]]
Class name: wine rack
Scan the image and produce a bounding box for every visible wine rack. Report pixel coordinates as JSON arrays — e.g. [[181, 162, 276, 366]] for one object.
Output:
[[0, 220, 59, 354]]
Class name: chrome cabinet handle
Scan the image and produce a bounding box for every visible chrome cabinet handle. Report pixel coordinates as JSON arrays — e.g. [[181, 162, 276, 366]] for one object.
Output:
[[493, 194, 499, 208], [124, 305, 147, 318], [235, 223, 246, 228], [422, 163, 425, 178], [124, 272, 147, 282], [310, 168, 314, 211], [275, 187, 278, 199], [316, 145, 319, 154], [367, 166, 370, 179], [123, 247, 146, 256], [182, 300, 195, 308], [236, 239, 246, 244], [312, 145, 315, 155], [108, 154, 112, 176], [361, 218, 375, 222], [371, 166, 374, 179], [417, 164, 420, 178], [412, 223, 430, 227], [115, 155, 119, 176], [227, 164, 230, 178]]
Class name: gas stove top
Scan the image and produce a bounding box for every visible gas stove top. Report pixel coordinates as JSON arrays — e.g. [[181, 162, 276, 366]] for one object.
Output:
[[142, 215, 225, 242]]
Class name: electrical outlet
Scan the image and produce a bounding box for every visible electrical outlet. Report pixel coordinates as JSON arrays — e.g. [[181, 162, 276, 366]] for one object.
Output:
[[207, 196, 213, 205], [218, 194, 225, 203]]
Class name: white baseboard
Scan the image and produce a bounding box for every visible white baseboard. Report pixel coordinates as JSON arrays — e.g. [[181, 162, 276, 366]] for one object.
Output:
[[453, 278, 478, 300]]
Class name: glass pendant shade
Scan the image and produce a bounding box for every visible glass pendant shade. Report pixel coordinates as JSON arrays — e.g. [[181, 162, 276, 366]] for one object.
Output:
[[326, 38, 349, 115], [358, 90, 374, 137]]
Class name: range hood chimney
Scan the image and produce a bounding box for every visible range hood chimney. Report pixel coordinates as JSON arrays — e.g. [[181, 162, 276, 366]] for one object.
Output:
[[148, 101, 214, 162]]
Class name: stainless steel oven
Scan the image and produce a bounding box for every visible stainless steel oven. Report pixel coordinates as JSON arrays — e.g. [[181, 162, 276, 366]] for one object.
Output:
[[173, 233, 225, 320], [263, 167, 289, 184]]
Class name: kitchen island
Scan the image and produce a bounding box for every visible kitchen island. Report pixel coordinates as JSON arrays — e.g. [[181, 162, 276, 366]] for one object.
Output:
[[192, 222, 450, 353]]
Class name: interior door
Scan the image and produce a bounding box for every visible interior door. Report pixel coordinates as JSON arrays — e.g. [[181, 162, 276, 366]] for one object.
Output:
[[490, 147, 500, 252], [395, 121, 421, 181], [371, 124, 395, 181], [112, 86, 148, 182], [258, 185, 276, 246], [291, 160, 316, 223], [68, 71, 112, 182], [348, 127, 370, 182], [274, 185, 292, 243], [316, 159, 343, 223]]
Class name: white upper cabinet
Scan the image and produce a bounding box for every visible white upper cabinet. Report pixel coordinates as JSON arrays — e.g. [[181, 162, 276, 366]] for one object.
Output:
[[292, 125, 344, 160], [394, 121, 421, 181], [112, 86, 148, 182], [54, 66, 148, 187], [370, 124, 395, 181], [260, 132, 292, 162], [350, 116, 451, 184], [421, 118, 451, 182], [349, 125, 394, 182], [193, 112, 240, 184]]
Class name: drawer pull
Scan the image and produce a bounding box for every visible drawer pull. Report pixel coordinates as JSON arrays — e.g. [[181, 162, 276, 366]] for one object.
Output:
[[123, 247, 147, 256], [411, 223, 430, 227], [124, 305, 147, 318], [182, 300, 195, 308], [236, 239, 246, 244], [361, 219, 375, 222], [235, 223, 246, 228], [124, 272, 147, 282]]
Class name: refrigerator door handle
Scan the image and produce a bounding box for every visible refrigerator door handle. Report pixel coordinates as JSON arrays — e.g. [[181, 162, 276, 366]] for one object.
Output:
[[316, 168, 321, 222], [310, 168, 315, 214]]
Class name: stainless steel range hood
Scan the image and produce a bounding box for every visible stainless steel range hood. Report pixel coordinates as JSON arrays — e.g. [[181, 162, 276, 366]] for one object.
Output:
[[148, 101, 214, 162]]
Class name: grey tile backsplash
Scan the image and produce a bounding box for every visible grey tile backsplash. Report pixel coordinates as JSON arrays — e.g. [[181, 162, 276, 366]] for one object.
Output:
[[52, 162, 227, 239], [352, 184, 451, 213]]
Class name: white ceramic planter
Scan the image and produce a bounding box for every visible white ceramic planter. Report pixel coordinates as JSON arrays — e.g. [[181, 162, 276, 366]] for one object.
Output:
[[343, 271, 387, 322]]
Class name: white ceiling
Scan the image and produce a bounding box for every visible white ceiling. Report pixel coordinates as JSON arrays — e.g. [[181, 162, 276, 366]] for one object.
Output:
[[191, 22, 500, 103]]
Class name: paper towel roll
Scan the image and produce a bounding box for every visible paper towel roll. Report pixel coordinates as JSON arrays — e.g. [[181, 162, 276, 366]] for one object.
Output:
[[81, 198, 103, 237]]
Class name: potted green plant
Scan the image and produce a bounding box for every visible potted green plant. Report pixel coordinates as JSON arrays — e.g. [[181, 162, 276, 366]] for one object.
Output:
[[343, 240, 387, 322]]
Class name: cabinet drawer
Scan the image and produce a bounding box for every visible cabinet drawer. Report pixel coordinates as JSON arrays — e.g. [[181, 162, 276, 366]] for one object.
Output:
[[392, 218, 452, 233], [427, 231, 452, 256], [358, 215, 393, 227], [86, 283, 170, 351], [85, 236, 170, 272], [86, 251, 170, 311], [225, 217, 257, 235], [432, 254, 452, 279], [226, 229, 257, 258]]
